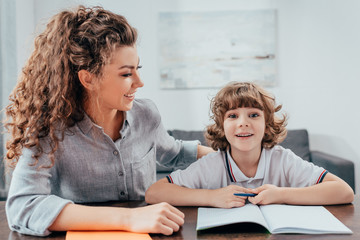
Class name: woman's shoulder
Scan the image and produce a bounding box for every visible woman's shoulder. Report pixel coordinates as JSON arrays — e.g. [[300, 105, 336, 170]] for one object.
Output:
[[133, 98, 158, 111], [129, 98, 161, 124]]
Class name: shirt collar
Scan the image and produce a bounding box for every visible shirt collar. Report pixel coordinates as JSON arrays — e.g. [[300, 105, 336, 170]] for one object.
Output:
[[77, 111, 132, 136], [119, 111, 131, 137], [225, 149, 266, 183], [77, 113, 96, 135]]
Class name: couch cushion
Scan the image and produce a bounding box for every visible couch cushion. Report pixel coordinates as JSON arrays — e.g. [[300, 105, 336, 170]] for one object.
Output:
[[157, 129, 311, 173], [280, 129, 310, 161], [168, 129, 311, 161], [167, 130, 207, 146]]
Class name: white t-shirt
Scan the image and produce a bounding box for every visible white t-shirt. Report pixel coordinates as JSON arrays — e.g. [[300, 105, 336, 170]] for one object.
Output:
[[167, 145, 327, 189]]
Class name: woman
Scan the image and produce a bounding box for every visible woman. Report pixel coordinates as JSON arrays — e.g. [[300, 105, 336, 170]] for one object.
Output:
[[4, 5, 212, 236]]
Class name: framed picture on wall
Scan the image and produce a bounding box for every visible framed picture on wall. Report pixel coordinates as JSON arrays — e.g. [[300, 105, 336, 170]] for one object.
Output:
[[158, 9, 277, 89]]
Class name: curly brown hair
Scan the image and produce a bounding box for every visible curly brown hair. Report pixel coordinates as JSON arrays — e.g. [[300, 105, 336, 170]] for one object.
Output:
[[3, 6, 137, 168], [205, 82, 287, 151]]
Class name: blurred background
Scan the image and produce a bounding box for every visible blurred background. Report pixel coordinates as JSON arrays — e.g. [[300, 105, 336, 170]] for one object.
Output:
[[1, 0, 359, 196]]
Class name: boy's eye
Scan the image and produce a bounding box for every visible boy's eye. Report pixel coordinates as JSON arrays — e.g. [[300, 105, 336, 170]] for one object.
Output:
[[249, 113, 259, 118]]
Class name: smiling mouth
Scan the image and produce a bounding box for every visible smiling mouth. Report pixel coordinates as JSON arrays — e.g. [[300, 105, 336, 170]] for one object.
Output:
[[124, 93, 135, 98], [235, 133, 254, 137]]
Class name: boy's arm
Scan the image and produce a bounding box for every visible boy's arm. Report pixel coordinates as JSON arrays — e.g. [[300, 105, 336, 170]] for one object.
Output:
[[145, 178, 212, 206], [249, 173, 354, 205], [145, 178, 250, 208]]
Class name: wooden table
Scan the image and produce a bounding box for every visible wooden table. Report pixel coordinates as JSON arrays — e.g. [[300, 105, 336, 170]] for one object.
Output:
[[2, 196, 359, 240]]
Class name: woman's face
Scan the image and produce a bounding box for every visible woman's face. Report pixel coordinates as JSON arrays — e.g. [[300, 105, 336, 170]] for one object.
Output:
[[96, 46, 144, 112]]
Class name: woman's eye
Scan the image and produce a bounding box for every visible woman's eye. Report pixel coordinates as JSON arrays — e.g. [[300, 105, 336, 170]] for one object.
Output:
[[122, 73, 132, 77]]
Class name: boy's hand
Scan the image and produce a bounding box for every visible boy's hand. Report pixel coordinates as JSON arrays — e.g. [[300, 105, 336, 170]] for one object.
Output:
[[248, 184, 282, 205], [209, 185, 253, 208]]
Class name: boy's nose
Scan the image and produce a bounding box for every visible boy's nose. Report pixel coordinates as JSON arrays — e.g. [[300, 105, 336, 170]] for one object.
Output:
[[237, 117, 249, 127]]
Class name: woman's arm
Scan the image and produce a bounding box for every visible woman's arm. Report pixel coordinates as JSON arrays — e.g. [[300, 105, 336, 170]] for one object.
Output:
[[197, 145, 215, 159], [145, 178, 251, 208], [49, 202, 184, 235], [248, 173, 354, 205]]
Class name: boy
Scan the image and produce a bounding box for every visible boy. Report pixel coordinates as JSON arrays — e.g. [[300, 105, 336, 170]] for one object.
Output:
[[146, 82, 354, 208]]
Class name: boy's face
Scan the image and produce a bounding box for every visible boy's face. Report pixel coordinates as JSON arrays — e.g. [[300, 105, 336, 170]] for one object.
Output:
[[223, 107, 265, 158]]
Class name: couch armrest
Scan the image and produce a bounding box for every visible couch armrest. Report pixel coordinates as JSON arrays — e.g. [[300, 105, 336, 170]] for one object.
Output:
[[311, 151, 355, 192]]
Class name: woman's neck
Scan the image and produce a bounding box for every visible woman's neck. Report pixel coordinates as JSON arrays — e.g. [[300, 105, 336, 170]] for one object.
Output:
[[85, 105, 124, 141], [100, 110, 124, 141]]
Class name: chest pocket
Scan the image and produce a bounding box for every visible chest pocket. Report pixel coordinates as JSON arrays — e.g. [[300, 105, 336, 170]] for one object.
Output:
[[131, 147, 156, 199]]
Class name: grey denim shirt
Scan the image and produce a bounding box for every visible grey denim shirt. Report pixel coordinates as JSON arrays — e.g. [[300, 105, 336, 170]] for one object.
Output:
[[5, 99, 199, 236]]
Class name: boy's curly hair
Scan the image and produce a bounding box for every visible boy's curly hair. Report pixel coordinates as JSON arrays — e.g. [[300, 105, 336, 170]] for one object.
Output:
[[3, 6, 137, 168], [205, 82, 287, 151]]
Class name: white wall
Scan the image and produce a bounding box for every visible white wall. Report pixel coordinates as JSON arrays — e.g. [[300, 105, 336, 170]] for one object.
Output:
[[14, 0, 360, 192]]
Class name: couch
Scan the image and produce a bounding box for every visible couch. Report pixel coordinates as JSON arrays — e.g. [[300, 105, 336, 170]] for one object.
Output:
[[157, 129, 355, 192]]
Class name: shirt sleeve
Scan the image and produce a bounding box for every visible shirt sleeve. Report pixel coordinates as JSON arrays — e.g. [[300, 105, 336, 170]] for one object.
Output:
[[6, 147, 73, 236], [167, 155, 210, 189], [279, 147, 328, 187], [144, 100, 199, 170], [156, 128, 199, 170], [167, 151, 226, 189]]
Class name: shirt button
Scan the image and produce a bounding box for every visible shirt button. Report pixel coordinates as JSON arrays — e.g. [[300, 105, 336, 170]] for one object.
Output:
[[113, 150, 119, 156], [118, 171, 124, 176], [120, 191, 125, 195]]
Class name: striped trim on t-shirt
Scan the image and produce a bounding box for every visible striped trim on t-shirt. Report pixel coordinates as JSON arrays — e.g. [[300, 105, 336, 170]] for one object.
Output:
[[316, 169, 328, 184], [225, 152, 237, 182], [166, 175, 174, 183]]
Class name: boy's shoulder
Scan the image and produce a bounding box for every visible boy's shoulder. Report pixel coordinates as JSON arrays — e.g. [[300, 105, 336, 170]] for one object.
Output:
[[263, 145, 303, 163], [265, 145, 294, 155], [196, 149, 226, 164], [179, 149, 228, 178], [202, 149, 224, 158]]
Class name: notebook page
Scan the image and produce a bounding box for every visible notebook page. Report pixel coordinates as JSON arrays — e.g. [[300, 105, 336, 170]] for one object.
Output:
[[259, 204, 352, 234], [197, 203, 269, 231]]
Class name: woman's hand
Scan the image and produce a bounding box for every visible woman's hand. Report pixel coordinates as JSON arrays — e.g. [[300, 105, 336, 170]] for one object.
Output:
[[248, 184, 283, 205], [126, 202, 184, 235], [208, 185, 253, 208]]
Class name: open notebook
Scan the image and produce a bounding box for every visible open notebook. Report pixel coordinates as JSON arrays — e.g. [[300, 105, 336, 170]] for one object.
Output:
[[197, 203, 352, 234]]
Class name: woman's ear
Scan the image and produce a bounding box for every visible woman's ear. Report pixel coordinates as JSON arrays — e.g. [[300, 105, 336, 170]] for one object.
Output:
[[78, 70, 95, 91]]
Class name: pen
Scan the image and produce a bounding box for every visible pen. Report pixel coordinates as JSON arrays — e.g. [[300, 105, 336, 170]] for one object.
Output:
[[234, 193, 257, 197]]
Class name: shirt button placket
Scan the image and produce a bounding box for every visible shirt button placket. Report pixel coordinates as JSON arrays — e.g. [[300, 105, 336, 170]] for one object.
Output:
[[113, 148, 127, 199]]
